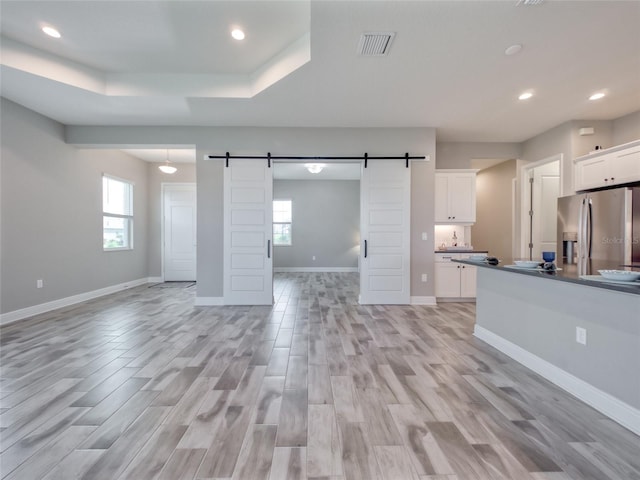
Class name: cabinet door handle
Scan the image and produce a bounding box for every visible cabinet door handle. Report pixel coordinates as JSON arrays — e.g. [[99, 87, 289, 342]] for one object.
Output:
[[364, 239, 368, 258], [267, 240, 271, 259]]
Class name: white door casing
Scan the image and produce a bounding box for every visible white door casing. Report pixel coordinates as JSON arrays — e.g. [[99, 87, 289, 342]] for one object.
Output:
[[224, 159, 273, 305], [519, 153, 563, 259], [163, 184, 197, 281], [360, 160, 411, 304]]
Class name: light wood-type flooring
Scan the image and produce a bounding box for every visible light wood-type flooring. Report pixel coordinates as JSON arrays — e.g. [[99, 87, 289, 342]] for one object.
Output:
[[1, 273, 638, 480]]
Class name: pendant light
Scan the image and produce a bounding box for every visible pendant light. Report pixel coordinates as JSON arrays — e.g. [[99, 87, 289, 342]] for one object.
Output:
[[159, 149, 177, 174]]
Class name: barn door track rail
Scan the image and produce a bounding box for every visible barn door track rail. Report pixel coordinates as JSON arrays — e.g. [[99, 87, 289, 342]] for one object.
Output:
[[208, 152, 426, 168]]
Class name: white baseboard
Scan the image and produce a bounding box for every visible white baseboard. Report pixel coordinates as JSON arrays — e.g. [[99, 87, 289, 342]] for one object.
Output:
[[435, 297, 476, 303], [274, 267, 358, 273], [474, 325, 640, 436], [194, 297, 224, 306], [147, 276, 164, 283], [411, 296, 437, 305], [0, 277, 151, 326]]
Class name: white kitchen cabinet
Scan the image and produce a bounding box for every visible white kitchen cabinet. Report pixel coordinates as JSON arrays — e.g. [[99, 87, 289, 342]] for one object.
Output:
[[611, 147, 640, 185], [575, 154, 612, 191], [435, 253, 477, 298], [459, 264, 477, 297], [435, 170, 476, 223], [574, 141, 640, 191]]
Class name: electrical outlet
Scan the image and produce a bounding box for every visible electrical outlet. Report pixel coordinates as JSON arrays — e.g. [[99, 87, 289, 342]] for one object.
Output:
[[422, 232, 428, 241], [312, 256, 316, 261], [421, 273, 428, 282], [36, 279, 44, 289], [576, 327, 587, 345]]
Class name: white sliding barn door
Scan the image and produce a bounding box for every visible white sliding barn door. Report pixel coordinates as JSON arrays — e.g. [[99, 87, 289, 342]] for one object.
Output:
[[224, 159, 273, 305], [163, 184, 197, 281], [360, 160, 411, 304]]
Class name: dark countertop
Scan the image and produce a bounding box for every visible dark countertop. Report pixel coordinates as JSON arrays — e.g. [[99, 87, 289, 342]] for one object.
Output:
[[454, 258, 640, 296]]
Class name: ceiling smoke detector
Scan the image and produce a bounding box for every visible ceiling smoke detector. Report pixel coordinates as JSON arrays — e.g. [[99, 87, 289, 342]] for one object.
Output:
[[357, 32, 395, 56]]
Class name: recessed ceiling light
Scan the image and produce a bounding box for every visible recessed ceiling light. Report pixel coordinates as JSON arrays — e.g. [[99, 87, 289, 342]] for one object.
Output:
[[589, 92, 606, 100], [518, 92, 533, 100], [505, 44, 522, 56], [42, 26, 61, 38], [231, 29, 245, 41]]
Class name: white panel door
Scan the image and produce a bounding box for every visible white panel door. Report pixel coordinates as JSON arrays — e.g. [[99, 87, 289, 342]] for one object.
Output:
[[163, 184, 197, 281], [531, 161, 560, 259], [360, 160, 410, 304], [224, 159, 273, 305]]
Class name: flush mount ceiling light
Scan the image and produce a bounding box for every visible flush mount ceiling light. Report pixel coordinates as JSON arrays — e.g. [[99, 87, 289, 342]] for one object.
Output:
[[589, 92, 606, 100], [159, 150, 177, 174], [42, 26, 61, 38], [518, 92, 533, 100], [305, 163, 325, 174], [231, 29, 245, 41]]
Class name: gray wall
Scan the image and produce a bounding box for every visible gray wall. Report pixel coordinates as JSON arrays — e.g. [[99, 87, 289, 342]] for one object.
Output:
[[273, 180, 359, 269], [612, 110, 640, 146], [0, 99, 149, 314], [67, 125, 437, 300], [471, 160, 517, 260], [147, 163, 197, 277], [436, 142, 521, 169], [521, 114, 640, 197]]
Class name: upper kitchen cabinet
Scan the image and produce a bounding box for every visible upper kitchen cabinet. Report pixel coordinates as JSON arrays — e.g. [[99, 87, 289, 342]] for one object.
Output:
[[574, 140, 640, 191], [435, 170, 477, 223]]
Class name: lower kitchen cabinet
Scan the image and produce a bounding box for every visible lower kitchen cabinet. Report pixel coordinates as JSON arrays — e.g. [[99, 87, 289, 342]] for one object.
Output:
[[435, 253, 477, 298]]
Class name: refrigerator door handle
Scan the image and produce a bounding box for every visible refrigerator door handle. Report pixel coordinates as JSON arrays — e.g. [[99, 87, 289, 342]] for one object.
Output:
[[578, 198, 585, 259], [587, 198, 593, 258]]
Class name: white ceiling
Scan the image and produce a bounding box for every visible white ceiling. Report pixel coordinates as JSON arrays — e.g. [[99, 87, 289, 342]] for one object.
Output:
[[1, 0, 639, 143], [121, 148, 196, 164]]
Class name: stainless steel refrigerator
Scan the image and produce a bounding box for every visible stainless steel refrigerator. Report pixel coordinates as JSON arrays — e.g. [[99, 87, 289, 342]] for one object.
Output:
[[557, 186, 640, 266]]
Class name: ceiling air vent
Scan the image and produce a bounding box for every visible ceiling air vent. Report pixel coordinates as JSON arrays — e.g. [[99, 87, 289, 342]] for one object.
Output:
[[357, 32, 395, 56], [516, 0, 544, 5]]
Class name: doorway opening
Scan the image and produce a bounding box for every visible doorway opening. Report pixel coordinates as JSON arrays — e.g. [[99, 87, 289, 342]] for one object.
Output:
[[272, 162, 361, 271], [222, 158, 413, 305], [519, 154, 562, 260]]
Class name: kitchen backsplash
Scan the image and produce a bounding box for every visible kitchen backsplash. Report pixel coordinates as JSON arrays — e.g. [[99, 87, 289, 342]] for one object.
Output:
[[435, 225, 472, 249]]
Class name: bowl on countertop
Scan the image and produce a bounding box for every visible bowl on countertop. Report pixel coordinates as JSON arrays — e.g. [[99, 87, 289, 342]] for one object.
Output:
[[514, 260, 543, 268], [597, 270, 640, 282]]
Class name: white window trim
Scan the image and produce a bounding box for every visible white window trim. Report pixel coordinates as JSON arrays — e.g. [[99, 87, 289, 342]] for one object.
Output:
[[273, 198, 292, 246], [103, 174, 134, 251]]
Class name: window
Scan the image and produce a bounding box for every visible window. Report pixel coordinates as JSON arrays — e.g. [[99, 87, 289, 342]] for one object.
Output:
[[273, 199, 292, 246], [103, 175, 133, 250]]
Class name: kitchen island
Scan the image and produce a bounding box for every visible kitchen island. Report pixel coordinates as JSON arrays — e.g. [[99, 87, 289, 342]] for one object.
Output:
[[455, 258, 640, 435]]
